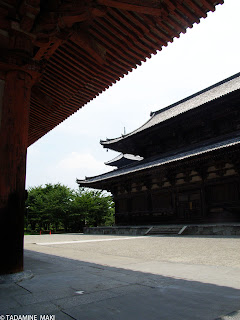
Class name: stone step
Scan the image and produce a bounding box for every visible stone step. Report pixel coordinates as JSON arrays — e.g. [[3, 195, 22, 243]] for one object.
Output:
[[146, 226, 183, 235], [149, 231, 177, 235]]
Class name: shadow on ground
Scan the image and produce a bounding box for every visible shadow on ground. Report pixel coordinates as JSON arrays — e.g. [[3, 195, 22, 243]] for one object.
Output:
[[1, 249, 240, 320]]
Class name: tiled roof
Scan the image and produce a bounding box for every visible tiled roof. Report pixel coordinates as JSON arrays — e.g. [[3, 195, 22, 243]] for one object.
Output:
[[78, 135, 240, 185], [105, 153, 143, 167], [101, 72, 240, 146]]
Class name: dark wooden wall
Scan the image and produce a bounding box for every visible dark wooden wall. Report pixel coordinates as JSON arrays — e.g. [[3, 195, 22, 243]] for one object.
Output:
[[113, 156, 240, 225]]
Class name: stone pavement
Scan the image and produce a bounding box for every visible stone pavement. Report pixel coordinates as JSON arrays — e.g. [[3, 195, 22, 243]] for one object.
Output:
[[1, 234, 240, 320]]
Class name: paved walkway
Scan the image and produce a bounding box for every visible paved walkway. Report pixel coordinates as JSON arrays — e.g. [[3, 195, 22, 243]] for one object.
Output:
[[1, 234, 240, 319]]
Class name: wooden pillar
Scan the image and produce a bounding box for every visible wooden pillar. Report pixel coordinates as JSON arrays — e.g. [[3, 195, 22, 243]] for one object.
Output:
[[0, 70, 31, 274]]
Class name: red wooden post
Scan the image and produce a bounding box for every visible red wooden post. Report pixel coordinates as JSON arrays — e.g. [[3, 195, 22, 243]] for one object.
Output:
[[0, 70, 32, 274]]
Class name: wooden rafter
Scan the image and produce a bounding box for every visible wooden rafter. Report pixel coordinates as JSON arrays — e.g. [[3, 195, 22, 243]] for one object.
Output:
[[70, 29, 106, 65]]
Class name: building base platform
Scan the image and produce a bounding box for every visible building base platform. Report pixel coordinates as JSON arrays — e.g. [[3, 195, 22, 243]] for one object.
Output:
[[84, 223, 240, 236]]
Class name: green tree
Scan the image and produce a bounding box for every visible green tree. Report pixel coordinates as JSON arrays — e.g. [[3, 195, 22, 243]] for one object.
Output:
[[25, 184, 115, 233], [74, 188, 114, 227], [43, 184, 74, 231], [26, 186, 45, 231], [26, 183, 75, 232]]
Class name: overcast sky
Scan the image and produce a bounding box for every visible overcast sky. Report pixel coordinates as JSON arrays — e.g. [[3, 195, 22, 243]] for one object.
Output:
[[26, 0, 240, 190]]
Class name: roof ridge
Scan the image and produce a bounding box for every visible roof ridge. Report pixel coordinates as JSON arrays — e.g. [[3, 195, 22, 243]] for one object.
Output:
[[151, 72, 240, 117], [101, 71, 240, 147]]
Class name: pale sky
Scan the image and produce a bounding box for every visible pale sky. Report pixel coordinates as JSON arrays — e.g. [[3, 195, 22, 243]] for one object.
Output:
[[26, 0, 240, 190]]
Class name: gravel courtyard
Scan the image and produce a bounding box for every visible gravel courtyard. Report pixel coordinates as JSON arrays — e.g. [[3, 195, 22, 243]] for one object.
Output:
[[24, 234, 240, 288], [1, 234, 240, 319]]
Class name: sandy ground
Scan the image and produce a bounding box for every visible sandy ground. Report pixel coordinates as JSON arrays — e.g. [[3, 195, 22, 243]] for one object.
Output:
[[24, 233, 240, 289], [2, 233, 240, 319]]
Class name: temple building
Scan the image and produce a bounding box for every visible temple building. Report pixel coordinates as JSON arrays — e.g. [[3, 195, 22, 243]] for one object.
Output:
[[0, 0, 223, 274], [78, 72, 240, 225]]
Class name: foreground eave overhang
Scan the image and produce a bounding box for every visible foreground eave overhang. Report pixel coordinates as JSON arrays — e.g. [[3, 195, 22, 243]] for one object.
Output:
[[0, 0, 224, 145]]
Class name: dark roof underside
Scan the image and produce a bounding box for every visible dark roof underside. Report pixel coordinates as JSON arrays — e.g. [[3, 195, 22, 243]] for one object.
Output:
[[78, 135, 240, 187]]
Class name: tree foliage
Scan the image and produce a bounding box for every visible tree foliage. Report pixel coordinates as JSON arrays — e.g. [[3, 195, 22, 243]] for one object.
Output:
[[25, 184, 114, 233]]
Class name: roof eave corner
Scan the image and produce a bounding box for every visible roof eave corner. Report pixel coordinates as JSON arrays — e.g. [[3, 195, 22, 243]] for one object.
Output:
[[100, 139, 107, 146], [76, 178, 89, 185], [76, 179, 83, 185]]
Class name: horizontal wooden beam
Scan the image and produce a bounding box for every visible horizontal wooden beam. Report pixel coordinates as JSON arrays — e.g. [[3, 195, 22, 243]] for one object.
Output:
[[97, 0, 163, 16], [59, 13, 88, 28]]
